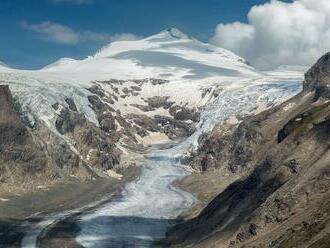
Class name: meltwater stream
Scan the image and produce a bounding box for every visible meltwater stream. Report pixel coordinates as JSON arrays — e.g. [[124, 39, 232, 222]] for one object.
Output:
[[75, 147, 196, 247]]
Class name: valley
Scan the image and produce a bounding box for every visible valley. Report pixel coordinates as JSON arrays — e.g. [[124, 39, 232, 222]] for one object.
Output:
[[2, 28, 323, 248]]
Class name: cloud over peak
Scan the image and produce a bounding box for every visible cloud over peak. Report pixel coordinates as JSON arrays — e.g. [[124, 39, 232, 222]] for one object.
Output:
[[20, 21, 140, 45], [211, 0, 330, 69]]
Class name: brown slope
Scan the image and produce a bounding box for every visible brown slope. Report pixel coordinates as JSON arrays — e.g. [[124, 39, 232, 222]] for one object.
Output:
[[0, 85, 49, 189]]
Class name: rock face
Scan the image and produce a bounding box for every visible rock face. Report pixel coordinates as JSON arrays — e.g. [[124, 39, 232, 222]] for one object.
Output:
[[54, 106, 121, 171], [169, 105, 200, 122], [0, 85, 48, 187], [189, 113, 265, 173], [165, 53, 330, 247], [304, 52, 330, 98]]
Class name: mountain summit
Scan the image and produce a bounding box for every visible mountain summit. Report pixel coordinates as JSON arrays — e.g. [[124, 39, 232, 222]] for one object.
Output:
[[40, 28, 258, 82], [153, 27, 191, 40]]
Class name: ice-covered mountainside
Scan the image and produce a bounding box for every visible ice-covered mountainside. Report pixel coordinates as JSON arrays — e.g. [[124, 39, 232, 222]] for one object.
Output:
[[170, 76, 302, 158], [0, 28, 261, 130]]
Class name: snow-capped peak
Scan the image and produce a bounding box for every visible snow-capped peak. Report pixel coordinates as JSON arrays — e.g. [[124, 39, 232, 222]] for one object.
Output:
[[93, 27, 190, 59], [142, 27, 191, 42], [166, 27, 189, 39], [156, 27, 190, 40], [38, 27, 259, 82]]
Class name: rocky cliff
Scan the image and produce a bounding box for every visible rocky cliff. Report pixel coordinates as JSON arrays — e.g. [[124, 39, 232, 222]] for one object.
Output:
[[165, 53, 330, 247], [0, 85, 50, 185], [0, 85, 97, 193]]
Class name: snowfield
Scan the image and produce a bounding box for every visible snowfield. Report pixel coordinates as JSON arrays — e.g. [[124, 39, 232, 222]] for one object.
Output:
[[42, 28, 259, 82]]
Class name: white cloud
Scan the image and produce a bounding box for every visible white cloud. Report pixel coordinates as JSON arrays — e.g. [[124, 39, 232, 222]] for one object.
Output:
[[50, 0, 93, 5], [210, 0, 330, 69], [20, 21, 140, 45], [20, 21, 79, 44]]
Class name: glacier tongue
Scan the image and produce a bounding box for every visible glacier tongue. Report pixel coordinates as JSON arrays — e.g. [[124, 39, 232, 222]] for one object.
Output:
[[76, 148, 196, 248]]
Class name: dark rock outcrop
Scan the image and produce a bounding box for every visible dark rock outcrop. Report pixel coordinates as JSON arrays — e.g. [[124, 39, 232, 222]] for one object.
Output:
[[131, 96, 175, 112], [145, 96, 174, 109], [64, 97, 78, 112], [55, 104, 121, 170], [55, 108, 85, 135], [87, 85, 106, 98], [126, 114, 195, 140], [304, 52, 330, 99], [98, 112, 117, 133], [169, 105, 200, 122]]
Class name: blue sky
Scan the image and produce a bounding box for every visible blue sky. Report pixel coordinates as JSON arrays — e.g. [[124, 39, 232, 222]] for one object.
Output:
[[0, 0, 292, 69]]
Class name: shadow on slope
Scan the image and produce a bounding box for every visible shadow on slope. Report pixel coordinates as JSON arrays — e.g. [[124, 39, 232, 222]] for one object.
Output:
[[113, 50, 242, 79]]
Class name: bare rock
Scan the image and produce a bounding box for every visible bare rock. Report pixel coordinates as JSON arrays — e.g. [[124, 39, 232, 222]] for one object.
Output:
[[65, 97, 78, 112], [304, 52, 330, 99], [55, 108, 85, 135]]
